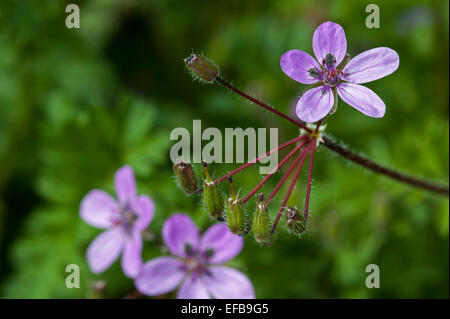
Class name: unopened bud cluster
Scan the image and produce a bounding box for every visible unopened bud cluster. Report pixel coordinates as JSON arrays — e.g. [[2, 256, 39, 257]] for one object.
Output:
[[172, 161, 309, 243]]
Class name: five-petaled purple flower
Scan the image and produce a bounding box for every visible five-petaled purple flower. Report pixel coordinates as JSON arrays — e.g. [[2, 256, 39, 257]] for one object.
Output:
[[80, 165, 155, 278], [281, 21, 399, 123], [135, 213, 255, 299]]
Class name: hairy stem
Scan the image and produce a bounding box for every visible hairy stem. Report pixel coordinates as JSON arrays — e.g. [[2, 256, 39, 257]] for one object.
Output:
[[216, 77, 449, 196], [270, 146, 310, 233], [216, 76, 311, 132]]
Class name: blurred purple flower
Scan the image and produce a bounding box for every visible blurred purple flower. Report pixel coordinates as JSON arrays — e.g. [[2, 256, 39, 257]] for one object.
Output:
[[80, 165, 154, 278], [281, 21, 399, 123], [135, 213, 255, 299]]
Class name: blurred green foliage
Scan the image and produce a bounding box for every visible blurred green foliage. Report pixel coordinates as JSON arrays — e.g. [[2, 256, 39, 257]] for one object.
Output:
[[0, 0, 448, 298]]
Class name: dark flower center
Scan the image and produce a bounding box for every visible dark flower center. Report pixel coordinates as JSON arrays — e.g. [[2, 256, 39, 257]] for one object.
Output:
[[323, 67, 342, 86], [112, 204, 138, 233], [182, 244, 215, 276], [307, 53, 343, 87]]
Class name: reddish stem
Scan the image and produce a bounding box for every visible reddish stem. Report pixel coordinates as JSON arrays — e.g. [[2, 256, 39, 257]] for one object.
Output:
[[216, 76, 311, 132], [270, 145, 310, 233], [215, 135, 307, 184], [241, 140, 308, 204], [303, 141, 316, 220], [264, 145, 310, 207]]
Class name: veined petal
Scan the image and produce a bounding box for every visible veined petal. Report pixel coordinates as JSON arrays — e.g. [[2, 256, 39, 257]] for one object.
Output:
[[162, 213, 200, 258], [296, 86, 334, 123], [280, 50, 322, 84], [203, 266, 255, 299], [87, 227, 125, 274], [342, 47, 399, 84], [313, 21, 347, 66], [121, 230, 143, 278], [337, 83, 386, 118], [200, 223, 243, 264], [114, 165, 137, 206], [132, 195, 155, 230], [177, 274, 210, 299], [80, 190, 120, 228], [135, 257, 186, 296]]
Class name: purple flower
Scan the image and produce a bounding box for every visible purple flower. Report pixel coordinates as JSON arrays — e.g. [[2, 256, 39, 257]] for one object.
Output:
[[80, 165, 155, 278], [135, 213, 255, 299], [281, 21, 399, 123]]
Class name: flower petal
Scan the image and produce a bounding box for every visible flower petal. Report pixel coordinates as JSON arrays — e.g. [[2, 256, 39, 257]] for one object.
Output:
[[114, 165, 137, 206], [177, 274, 210, 299], [313, 21, 347, 66], [203, 266, 255, 299], [296, 86, 334, 123], [200, 223, 243, 264], [135, 257, 186, 296], [132, 195, 155, 230], [80, 190, 120, 228], [162, 213, 200, 258], [280, 50, 322, 84], [337, 83, 386, 118], [87, 227, 125, 274], [121, 230, 143, 278], [342, 47, 399, 84]]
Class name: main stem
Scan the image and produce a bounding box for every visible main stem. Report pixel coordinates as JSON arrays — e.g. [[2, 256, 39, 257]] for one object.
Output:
[[216, 77, 449, 196], [216, 76, 311, 132]]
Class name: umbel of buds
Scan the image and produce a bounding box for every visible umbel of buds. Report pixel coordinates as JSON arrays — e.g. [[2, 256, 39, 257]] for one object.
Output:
[[225, 177, 248, 236], [284, 207, 307, 237], [173, 159, 199, 195], [184, 53, 219, 84], [252, 194, 271, 245], [202, 162, 224, 220]]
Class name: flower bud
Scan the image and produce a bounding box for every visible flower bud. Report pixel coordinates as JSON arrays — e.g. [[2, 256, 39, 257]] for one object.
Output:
[[202, 162, 224, 220], [173, 159, 199, 195], [225, 177, 248, 236], [284, 206, 307, 237], [184, 53, 219, 83], [252, 194, 271, 245]]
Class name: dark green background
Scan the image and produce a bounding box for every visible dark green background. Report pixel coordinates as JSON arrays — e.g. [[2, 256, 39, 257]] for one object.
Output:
[[0, 0, 448, 298]]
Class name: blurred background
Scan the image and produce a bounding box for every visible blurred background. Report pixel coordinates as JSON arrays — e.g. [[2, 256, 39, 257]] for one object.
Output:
[[0, 0, 448, 298]]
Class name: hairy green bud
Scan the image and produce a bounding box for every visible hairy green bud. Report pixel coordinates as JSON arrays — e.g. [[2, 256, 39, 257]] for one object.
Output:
[[184, 53, 219, 83], [202, 162, 224, 220], [252, 194, 271, 244], [284, 207, 307, 237], [173, 159, 199, 195], [225, 177, 248, 236]]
